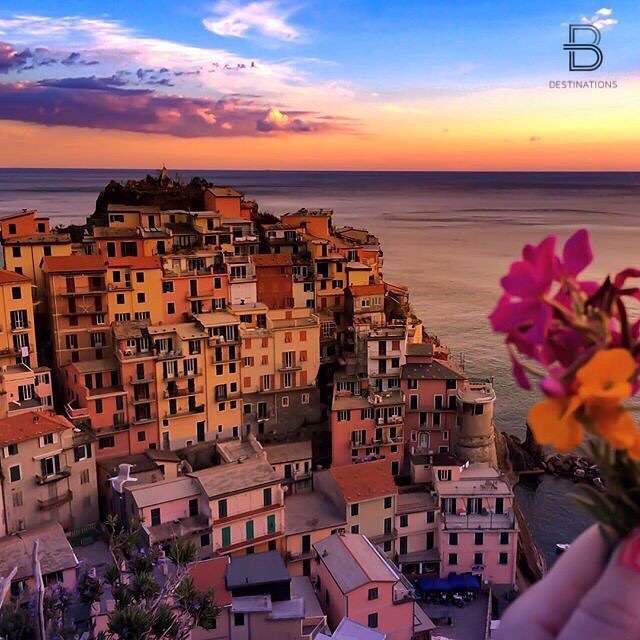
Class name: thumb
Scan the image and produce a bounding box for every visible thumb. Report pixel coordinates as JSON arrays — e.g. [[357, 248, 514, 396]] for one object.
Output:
[[557, 528, 640, 640]]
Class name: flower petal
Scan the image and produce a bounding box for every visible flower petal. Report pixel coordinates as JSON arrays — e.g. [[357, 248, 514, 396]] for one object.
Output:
[[562, 229, 592, 277]]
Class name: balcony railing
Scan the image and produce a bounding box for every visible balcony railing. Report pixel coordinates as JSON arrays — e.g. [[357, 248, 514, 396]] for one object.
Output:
[[164, 386, 203, 399], [130, 393, 156, 405], [36, 467, 71, 485], [164, 404, 204, 419], [157, 350, 184, 361], [441, 512, 515, 530], [287, 550, 314, 562], [38, 490, 73, 511]]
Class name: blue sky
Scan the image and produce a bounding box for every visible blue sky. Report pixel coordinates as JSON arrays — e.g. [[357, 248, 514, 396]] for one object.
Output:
[[0, 1, 637, 168]]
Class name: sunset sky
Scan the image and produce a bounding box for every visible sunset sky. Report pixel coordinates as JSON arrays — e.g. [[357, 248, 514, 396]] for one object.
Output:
[[0, 1, 638, 170]]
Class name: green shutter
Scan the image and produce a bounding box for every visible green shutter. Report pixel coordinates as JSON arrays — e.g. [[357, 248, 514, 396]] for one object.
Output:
[[267, 514, 276, 534], [222, 526, 231, 547], [246, 520, 254, 540]]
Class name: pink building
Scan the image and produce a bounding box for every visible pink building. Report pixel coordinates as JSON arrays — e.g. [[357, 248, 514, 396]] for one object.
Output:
[[401, 344, 465, 459], [189, 556, 232, 640], [435, 463, 518, 587], [313, 533, 433, 640], [331, 375, 403, 476]]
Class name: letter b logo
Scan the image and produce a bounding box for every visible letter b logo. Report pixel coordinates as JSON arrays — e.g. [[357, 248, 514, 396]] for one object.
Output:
[[563, 24, 603, 71]]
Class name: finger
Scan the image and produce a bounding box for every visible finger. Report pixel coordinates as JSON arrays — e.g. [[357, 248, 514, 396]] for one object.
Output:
[[556, 528, 640, 640], [496, 524, 610, 640]]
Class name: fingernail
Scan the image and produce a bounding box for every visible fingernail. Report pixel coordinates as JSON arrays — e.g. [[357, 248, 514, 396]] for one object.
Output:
[[619, 529, 640, 572]]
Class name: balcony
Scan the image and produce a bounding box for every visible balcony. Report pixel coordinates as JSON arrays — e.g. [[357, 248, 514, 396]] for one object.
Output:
[[38, 490, 73, 511], [157, 350, 184, 361], [277, 362, 302, 372], [442, 512, 515, 531], [164, 386, 203, 399], [370, 528, 398, 545], [287, 550, 314, 562], [131, 414, 155, 426], [163, 404, 205, 419], [36, 467, 71, 485], [64, 401, 90, 421], [60, 285, 107, 296], [86, 385, 124, 399], [130, 393, 156, 405], [10, 321, 30, 331], [129, 375, 155, 385], [163, 369, 200, 381]]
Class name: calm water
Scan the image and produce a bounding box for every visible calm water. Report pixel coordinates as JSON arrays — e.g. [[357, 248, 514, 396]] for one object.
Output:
[[3, 168, 639, 560]]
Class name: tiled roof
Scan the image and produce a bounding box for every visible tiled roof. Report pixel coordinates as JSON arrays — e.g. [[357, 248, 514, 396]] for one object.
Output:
[[0, 269, 31, 284], [191, 459, 280, 498], [313, 534, 398, 593], [0, 411, 70, 446], [347, 284, 384, 296], [251, 253, 293, 267], [126, 476, 200, 508], [41, 254, 106, 273], [406, 343, 434, 357], [3, 233, 70, 245], [188, 557, 232, 606], [263, 440, 311, 464], [0, 522, 78, 582], [226, 551, 289, 590], [208, 186, 243, 197], [329, 460, 397, 502], [107, 256, 162, 270]]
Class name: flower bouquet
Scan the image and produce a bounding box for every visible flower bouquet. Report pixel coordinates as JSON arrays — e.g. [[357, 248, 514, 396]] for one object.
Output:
[[490, 229, 640, 537]]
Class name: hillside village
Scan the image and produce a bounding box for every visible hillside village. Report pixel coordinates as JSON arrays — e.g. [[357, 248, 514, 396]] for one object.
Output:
[[0, 169, 517, 639]]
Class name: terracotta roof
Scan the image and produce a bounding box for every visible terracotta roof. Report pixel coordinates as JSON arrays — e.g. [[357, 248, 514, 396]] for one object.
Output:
[[0, 411, 70, 446], [0, 269, 31, 284], [329, 460, 397, 502], [3, 233, 70, 245], [251, 253, 293, 267], [188, 557, 232, 606], [107, 256, 162, 270], [347, 284, 384, 296], [42, 254, 106, 273], [0, 210, 40, 221]]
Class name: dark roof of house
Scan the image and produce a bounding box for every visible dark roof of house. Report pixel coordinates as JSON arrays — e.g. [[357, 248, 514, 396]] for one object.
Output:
[[406, 343, 434, 357], [402, 361, 464, 381], [226, 551, 290, 590]]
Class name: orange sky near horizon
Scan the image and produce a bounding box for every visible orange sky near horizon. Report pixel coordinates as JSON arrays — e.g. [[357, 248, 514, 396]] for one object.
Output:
[[2, 78, 639, 170]]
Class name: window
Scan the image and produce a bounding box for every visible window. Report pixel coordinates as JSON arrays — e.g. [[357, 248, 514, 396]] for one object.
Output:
[[384, 517, 392, 534], [98, 436, 115, 449], [95, 399, 103, 414], [200, 533, 210, 547], [9, 465, 21, 482], [246, 520, 254, 540], [281, 396, 289, 408], [263, 487, 272, 506], [7, 443, 18, 456], [449, 532, 458, 545], [474, 552, 484, 566], [167, 302, 175, 315], [12, 491, 23, 508], [351, 503, 359, 516], [408, 378, 418, 390], [11, 286, 21, 300], [467, 497, 482, 515], [234, 613, 245, 627], [500, 532, 510, 545], [350, 524, 359, 534], [74, 444, 92, 462], [221, 526, 231, 547], [448, 553, 458, 566], [301, 393, 309, 404], [400, 514, 408, 528], [337, 410, 351, 422], [218, 499, 228, 519], [135, 272, 144, 283], [495, 497, 504, 514], [8, 223, 16, 234], [499, 552, 509, 565], [368, 587, 378, 601], [116, 293, 125, 305], [410, 395, 418, 410], [475, 532, 484, 545], [189, 499, 199, 517], [427, 511, 435, 524], [267, 514, 276, 534], [150, 508, 161, 526], [384, 496, 392, 509], [80, 469, 90, 484], [368, 613, 378, 629], [137, 292, 145, 303]]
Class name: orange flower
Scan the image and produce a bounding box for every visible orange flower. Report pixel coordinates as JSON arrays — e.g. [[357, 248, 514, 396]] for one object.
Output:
[[627, 433, 640, 461], [589, 405, 638, 450], [528, 396, 583, 452], [576, 348, 636, 407]]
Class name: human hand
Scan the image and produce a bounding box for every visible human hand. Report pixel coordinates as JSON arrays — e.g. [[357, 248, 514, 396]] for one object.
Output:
[[496, 524, 640, 640]]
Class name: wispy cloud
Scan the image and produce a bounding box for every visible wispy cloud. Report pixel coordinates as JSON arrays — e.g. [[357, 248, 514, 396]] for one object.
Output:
[[580, 7, 618, 30], [0, 80, 349, 137], [203, 1, 301, 42]]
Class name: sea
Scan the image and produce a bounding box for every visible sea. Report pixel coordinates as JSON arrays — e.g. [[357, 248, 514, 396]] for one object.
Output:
[[3, 168, 640, 562]]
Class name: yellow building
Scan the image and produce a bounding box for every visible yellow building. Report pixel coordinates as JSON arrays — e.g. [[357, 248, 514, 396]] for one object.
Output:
[[0, 270, 39, 369], [106, 257, 164, 324], [193, 312, 243, 440], [3, 234, 72, 311], [147, 323, 208, 450]]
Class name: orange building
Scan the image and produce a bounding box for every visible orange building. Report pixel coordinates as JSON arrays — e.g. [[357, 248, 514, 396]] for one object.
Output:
[[42, 255, 110, 370], [204, 187, 245, 219], [253, 253, 294, 310], [281, 209, 333, 239]]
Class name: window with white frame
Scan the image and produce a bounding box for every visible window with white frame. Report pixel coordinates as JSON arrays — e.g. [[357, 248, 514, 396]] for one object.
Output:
[[281, 396, 289, 408]]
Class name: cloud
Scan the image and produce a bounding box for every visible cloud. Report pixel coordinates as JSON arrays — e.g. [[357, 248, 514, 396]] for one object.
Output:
[[0, 41, 32, 73], [580, 7, 618, 30], [203, 1, 301, 42], [0, 81, 345, 137], [61, 51, 99, 66], [256, 107, 312, 131]]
